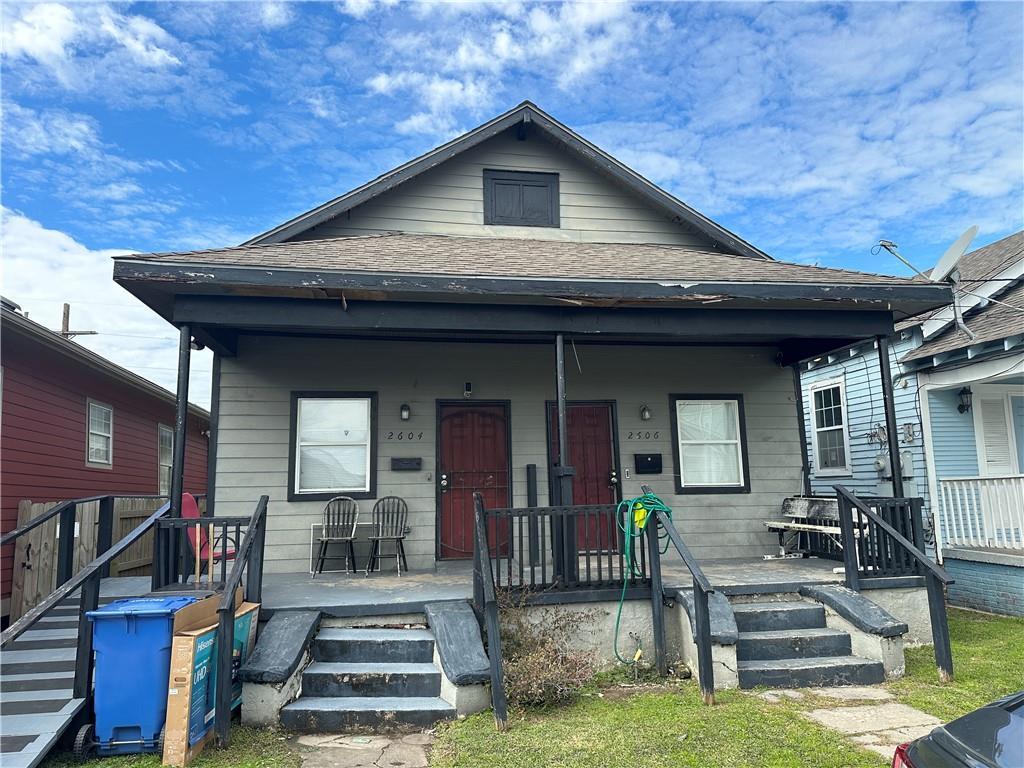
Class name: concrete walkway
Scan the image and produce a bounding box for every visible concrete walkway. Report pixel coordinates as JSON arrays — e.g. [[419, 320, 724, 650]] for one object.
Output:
[[758, 686, 941, 761], [293, 732, 432, 768]]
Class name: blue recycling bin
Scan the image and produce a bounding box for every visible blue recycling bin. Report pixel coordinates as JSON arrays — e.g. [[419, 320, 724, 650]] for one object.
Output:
[[86, 596, 199, 755]]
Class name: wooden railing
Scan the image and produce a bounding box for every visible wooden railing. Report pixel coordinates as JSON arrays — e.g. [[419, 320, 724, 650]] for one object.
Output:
[[938, 474, 1024, 551], [471, 493, 508, 730], [640, 485, 715, 705], [835, 485, 955, 682], [477, 503, 650, 597], [214, 495, 269, 746], [0, 502, 172, 702]]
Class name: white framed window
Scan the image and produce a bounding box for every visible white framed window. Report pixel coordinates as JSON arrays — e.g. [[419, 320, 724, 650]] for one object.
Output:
[[86, 399, 113, 468], [972, 389, 1020, 476], [809, 379, 851, 476], [670, 395, 749, 493], [158, 424, 174, 495], [289, 392, 377, 500]]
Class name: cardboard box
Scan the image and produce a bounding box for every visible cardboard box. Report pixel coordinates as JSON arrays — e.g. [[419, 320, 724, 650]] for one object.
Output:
[[162, 601, 259, 766]]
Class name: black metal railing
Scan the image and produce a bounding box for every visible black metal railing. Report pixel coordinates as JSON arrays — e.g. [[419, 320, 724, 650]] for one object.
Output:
[[478, 503, 650, 597], [639, 485, 715, 705], [151, 505, 247, 592], [213, 495, 269, 746], [0, 501, 172, 703], [471, 493, 508, 731], [835, 485, 954, 681]]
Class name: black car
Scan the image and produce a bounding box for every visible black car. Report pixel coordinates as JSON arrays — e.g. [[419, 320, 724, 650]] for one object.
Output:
[[894, 691, 1024, 767]]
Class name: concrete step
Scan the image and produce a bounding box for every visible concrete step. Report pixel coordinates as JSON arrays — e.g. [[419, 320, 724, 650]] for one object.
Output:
[[313, 628, 435, 664], [302, 662, 441, 698], [280, 696, 455, 732], [736, 628, 852, 662], [738, 656, 885, 689], [732, 601, 825, 633]]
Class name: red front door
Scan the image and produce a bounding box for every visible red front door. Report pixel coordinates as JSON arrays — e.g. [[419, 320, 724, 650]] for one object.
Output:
[[548, 402, 620, 551], [437, 403, 511, 559]]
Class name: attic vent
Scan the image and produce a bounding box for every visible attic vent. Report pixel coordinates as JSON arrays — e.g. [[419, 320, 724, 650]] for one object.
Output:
[[483, 169, 559, 228]]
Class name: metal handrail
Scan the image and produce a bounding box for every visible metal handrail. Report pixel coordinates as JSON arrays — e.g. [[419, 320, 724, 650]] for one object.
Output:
[[472, 492, 509, 731], [213, 495, 269, 747], [834, 485, 954, 682]]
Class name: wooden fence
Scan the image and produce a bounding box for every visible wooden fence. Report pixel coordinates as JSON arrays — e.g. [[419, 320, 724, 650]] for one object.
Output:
[[9, 496, 206, 621]]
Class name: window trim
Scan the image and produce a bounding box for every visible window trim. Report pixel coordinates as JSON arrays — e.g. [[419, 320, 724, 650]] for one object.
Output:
[[85, 399, 114, 469], [288, 391, 378, 502], [971, 386, 1021, 476], [668, 393, 751, 494], [158, 423, 174, 495], [808, 378, 853, 477], [483, 169, 560, 228]]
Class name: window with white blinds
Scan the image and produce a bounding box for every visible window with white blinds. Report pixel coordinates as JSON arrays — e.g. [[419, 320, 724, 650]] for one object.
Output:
[[86, 400, 113, 467], [977, 397, 1015, 475], [289, 392, 378, 500]]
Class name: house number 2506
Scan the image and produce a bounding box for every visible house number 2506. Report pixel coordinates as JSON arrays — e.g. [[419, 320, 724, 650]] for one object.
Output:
[[385, 431, 424, 441], [626, 431, 659, 440]]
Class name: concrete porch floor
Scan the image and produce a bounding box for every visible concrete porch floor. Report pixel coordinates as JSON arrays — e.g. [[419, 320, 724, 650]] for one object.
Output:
[[258, 555, 844, 617]]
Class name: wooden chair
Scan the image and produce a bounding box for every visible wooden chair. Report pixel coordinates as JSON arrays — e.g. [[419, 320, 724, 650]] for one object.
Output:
[[182, 492, 236, 576], [313, 496, 360, 578], [365, 496, 409, 576]]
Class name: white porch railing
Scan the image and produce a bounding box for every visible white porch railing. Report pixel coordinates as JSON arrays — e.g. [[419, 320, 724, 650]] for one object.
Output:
[[938, 475, 1024, 550]]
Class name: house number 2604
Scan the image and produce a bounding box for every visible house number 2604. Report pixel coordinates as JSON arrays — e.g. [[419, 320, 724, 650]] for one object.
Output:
[[626, 431, 659, 440], [385, 431, 424, 441]]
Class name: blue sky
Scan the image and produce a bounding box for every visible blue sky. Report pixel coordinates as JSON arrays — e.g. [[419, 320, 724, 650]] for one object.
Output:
[[2, 1, 1022, 407]]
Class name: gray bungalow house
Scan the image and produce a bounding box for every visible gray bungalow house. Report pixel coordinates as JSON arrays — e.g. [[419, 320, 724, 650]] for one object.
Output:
[[108, 103, 959, 722]]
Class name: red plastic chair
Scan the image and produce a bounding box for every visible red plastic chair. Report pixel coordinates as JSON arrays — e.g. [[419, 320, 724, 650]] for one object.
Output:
[[182, 493, 236, 572]]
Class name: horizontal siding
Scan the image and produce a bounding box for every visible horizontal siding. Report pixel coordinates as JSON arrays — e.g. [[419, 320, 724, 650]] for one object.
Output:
[[800, 334, 929, 506], [215, 338, 805, 572], [0, 328, 209, 603], [294, 128, 718, 247], [1012, 395, 1024, 470]]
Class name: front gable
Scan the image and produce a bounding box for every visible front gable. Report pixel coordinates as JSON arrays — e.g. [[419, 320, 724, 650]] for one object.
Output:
[[291, 123, 722, 248], [250, 101, 769, 259]]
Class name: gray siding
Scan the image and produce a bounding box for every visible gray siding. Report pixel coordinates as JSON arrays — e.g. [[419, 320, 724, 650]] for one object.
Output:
[[215, 338, 802, 573], [293, 129, 717, 247]]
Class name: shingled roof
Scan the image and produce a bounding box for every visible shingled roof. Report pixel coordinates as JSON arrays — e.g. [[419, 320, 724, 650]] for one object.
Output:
[[902, 278, 1024, 363], [119, 232, 921, 287]]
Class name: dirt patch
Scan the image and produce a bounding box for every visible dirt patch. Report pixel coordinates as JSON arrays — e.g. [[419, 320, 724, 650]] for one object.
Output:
[[598, 683, 681, 701]]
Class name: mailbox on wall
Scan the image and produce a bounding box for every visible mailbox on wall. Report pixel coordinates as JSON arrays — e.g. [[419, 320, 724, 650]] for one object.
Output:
[[633, 453, 662, 475]]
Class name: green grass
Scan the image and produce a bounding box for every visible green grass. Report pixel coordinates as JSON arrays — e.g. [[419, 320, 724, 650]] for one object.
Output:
[[886, 607, 1024, 722], [44, 726, 300, 768], [431, 682, 886, 768]]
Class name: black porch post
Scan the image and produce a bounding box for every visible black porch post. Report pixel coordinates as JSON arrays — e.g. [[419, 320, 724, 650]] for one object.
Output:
[[876, 335, 904, 498], [553, 334, 576, 582], [167, 324, 192, 585]]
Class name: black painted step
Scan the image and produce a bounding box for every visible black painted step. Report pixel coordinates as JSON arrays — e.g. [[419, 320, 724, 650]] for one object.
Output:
[[280, 696, 455, 732], [302, 662, 441, 698], [313, 628, 434, 664], [732, 601, 825, 633], [736, 628, 852, 661], [738, 656, 885, 689]]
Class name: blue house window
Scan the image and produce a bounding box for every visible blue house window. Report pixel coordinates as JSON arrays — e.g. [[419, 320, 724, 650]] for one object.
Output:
[[810, 380, 851, 475]]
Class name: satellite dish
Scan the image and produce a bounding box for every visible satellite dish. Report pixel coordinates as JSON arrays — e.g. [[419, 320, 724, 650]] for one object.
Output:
[[931, 225, 978, 283]]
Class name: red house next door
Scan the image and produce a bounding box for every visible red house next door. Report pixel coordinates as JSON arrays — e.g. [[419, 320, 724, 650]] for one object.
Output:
[[437, 402, 511, 559], [547, 402, 620, 551]]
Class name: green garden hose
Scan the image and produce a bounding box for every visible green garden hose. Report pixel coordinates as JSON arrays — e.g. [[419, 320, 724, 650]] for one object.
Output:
[[612, 490, 674, 665]]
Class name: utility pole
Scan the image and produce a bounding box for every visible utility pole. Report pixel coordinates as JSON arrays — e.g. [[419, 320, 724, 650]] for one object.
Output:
[[59, 303, 97, 340]]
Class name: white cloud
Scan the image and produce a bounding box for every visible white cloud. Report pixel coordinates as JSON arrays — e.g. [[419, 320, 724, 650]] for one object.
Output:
[[259, 2, 294, 29], [0, 208, 212, 408]]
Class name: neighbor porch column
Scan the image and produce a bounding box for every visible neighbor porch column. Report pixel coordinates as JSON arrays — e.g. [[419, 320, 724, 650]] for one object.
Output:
[[553, 334, 577, 583], [876, 334, 904, 498]]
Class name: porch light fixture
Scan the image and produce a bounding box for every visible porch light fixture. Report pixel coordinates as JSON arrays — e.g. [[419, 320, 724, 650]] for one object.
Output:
[[399, 403, 411, 421], [957, 387, 973, 414], [640, 404, 652, 421]]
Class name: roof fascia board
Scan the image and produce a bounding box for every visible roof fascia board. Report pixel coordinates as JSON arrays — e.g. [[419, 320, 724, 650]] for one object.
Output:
[[920, 260, 1024, 340], [2, 308, 210, 419], [243, 101, 771, 261], [113, 258, 951, 311]]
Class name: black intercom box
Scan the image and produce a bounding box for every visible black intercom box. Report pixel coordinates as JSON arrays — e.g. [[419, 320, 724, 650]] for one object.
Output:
[[634, 453, 662, 474]]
